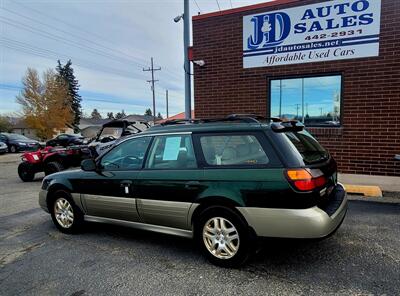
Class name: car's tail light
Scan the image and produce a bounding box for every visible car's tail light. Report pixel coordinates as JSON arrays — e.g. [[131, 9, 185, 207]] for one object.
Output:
[[285, 169, 327, 192]]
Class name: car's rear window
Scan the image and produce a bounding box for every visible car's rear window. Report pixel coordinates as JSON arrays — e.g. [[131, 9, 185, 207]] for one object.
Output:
[[199, 134, 269, 166], [284, 131, 329, 164]]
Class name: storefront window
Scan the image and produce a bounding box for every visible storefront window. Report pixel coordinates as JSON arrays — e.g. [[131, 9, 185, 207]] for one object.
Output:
[[270, 75, 342, 127]]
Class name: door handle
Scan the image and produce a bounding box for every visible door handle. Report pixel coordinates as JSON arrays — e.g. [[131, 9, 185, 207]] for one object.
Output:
[[120, 180, 133, 194]]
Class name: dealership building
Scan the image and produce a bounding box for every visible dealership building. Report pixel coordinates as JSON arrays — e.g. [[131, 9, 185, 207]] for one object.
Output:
[[192, 0, 400, 176]]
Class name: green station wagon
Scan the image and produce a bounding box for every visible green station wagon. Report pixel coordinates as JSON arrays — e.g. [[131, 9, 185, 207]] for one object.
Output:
[[39, 115, 347, 267]]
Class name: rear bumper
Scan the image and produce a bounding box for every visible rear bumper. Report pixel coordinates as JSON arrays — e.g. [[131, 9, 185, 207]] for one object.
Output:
[[237, 184, 347, 239]]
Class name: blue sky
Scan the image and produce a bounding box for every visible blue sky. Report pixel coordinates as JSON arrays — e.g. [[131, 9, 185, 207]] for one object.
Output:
[[0, 0, 272, 118]]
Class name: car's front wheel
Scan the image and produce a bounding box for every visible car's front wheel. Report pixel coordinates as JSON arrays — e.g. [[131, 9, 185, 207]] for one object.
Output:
[[195, 206, 252, 267], [50, 191, 83, 233], [9, 145, 17, 153]]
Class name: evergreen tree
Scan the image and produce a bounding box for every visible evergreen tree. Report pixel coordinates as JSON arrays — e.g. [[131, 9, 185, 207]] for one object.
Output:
[[144, 108, 152, 116], [107, 112, 114, 119], [157, 112, 163, 119], [115, 110, 126, 119], [56, 60, 82, 132], [91, 109, 102, 119]]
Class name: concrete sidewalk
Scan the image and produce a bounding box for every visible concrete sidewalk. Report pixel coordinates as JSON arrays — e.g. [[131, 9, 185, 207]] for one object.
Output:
[[339, 173, 400, 192]]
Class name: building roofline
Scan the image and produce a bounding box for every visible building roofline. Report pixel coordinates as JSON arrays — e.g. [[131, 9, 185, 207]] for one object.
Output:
[[192, 0, 301, 21]]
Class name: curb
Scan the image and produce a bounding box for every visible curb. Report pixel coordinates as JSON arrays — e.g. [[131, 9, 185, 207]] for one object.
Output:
[[343, 184, 383, 198]]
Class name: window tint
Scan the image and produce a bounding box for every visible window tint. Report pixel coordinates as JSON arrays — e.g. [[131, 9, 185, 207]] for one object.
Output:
[[146, 135, 196, 169], [284, 131, 329, 164], [200, 134, 269, 166], [100, 137, 151, 170]]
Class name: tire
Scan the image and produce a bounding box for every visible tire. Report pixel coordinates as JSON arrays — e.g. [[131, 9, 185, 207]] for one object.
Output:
[[195, 206, 252, 267], [9, 145, 17, 153], [18, 162, 35, 182], [44, 161, 64, 176], [50, 190, 84, 234]]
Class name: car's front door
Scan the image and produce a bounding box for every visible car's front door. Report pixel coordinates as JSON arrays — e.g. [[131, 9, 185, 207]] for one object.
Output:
[[136, 134, 203, 230], [79, 136, 152, 222]]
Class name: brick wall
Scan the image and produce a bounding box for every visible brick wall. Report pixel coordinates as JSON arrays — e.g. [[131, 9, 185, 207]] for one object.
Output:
[[192, 0, 400, 176]]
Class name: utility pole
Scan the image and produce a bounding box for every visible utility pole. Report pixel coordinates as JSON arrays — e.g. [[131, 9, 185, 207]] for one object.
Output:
[[143, 57, 161, 122], [184, 0, 192, 119], [295, 104, 300, 119], [166, 90, 169, 118]]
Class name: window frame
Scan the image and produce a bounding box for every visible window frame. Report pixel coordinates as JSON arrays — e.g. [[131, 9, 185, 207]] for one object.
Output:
[[143, 133, 199, 171], [97, 136, 153, 172], [267, 73, 344, 128], [192, 131, 281, 169]]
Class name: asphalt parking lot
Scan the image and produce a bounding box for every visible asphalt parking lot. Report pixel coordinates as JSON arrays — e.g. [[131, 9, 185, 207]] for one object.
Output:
[[0, 154, 399, 296]]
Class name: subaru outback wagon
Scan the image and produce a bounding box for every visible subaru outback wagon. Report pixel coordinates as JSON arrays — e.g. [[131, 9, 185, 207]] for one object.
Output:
[[39, 115, 347, 267]]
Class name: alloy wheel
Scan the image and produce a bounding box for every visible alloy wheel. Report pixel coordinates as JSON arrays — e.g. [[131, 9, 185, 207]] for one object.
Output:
[[202, 217, 240, 259], [54, 198, 74, 228]]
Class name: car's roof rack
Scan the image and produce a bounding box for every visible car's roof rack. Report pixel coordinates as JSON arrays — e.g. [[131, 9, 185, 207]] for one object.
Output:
[[159, 114, 282, 126]]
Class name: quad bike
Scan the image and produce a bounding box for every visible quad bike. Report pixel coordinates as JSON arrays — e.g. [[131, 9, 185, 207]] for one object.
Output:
[[17, 146, 91, 182], [17, 120, 150, 181]]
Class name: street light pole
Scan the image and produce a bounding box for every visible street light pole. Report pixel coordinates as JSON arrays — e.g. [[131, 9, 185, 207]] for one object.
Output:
[[166, 89, 169, 118], [184, 0, 192, 119]]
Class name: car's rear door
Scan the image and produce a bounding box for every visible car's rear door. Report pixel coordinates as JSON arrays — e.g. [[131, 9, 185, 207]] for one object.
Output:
[[79, 136, 152, 222], [135, 133, 202, 230]]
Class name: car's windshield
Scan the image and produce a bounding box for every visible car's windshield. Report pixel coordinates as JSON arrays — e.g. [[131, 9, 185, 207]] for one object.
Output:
[[98, 127, 123, 140], [7, 134, 31, 141], [284, 131, 329, 164]]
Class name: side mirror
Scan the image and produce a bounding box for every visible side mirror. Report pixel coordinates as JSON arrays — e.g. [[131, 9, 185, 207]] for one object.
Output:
[[81, 159, 97, 171]]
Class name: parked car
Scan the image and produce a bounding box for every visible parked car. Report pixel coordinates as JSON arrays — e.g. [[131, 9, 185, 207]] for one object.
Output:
[[38, 115, 347, 267], [46, 134, 84, 147], [0, 141, 7, 154], [0, 133, 40, 153]]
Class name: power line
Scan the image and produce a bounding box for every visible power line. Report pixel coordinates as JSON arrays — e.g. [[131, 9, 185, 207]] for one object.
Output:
[[0, 16, 144, 69], [0, 7, 148, 69], [0, 37, 146, 80], [2, 4, 182, 90], [143, 57, 161, 121], [192, 0, 202, 13], [215, 0, 221, 11], [10, 0, 151, 67]]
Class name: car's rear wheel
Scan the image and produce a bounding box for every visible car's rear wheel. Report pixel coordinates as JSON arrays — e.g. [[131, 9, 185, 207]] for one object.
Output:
[[18, 162, 35, 182], [44, 161, 64, 176], [195, 206, 252, 267], [50, 191, 83, 233]]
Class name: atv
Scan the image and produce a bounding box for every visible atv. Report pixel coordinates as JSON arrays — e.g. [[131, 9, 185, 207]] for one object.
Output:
[[17, 120, 150, 181], [17, 146, 91, 182], [88, 120, 150, 157]]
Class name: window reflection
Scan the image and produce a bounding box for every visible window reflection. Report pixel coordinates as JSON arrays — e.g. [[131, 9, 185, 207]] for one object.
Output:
[[270, 75, 341, 127]]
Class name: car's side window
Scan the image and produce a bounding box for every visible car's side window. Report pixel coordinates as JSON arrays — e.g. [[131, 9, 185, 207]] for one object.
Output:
[[199, 134, 269, 166], [100, 137, 151, 171], [145, 135, 197, 169]]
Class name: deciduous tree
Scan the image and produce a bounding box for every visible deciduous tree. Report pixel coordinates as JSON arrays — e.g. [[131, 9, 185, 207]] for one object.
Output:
[[16, 68, 73, 140]]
